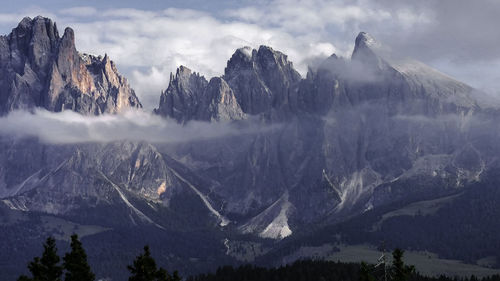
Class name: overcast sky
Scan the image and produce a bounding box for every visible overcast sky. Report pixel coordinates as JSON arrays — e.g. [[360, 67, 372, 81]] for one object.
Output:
[[1, 0, 498, 110]]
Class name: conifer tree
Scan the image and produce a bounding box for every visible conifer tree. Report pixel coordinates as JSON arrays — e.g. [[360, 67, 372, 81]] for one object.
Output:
[[171, 270, 181, 281], [359, 262, 376, 281], [128, 245, 178, 281], [63, 234, 95, 281], [17, 237, 63, 281], [391, 248, 415, 281]]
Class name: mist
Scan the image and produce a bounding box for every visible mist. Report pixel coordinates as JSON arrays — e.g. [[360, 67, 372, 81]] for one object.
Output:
[[0, 109, 275, 144]]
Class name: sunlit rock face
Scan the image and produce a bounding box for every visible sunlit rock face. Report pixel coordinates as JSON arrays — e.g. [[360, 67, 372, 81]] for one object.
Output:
[[0, 141, 180, 213], [0, 16, 141, 115]]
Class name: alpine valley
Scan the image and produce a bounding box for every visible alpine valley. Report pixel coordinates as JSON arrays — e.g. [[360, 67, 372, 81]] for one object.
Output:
[[2, 16, 500, 280]]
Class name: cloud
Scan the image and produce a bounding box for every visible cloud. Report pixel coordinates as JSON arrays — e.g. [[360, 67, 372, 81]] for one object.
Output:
[[49, 4, 358, 110], [50, 1, 455, 110], [226, 0, 392, 33], [1, 0, 500, 110], [0, 109, 275, 144], [59, 6, 97, 17]]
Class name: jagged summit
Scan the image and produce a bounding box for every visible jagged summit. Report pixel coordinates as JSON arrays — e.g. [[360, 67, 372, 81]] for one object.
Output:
[[345, 31, 495, 111], [354, 32, 380, 51], [224, 45, 301, 115], [233, 46, 254, 61], [154, 65, 208, 123], [155, 65, 244, 122], [0, 16, 141, 115], [155, 45, 301, 122], [156, 34, 497, 124], [351, 31, 392, 73]]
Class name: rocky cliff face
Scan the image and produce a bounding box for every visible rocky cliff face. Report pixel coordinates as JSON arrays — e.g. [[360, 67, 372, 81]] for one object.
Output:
[[155, 32, 500, 239], [2, 24, 500, 279], [155, 66, 244, 122], [155, 66, 208, 122], [224, 46, 301, 115], [4, 26, 498, 238], [155, 45, 301, 122], [297, 32, 490, 117], [0, 16, 141, 115]]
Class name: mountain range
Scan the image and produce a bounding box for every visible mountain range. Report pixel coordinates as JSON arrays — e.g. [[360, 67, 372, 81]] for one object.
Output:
[[1, 16, 500, 280]]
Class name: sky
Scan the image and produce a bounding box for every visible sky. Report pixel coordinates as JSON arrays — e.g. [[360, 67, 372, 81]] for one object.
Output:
[[0, 0, 499, 110]]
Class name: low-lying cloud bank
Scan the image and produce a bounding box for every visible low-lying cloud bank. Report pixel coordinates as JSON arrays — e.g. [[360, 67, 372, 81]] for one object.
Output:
[[0, 109, 272, 144]]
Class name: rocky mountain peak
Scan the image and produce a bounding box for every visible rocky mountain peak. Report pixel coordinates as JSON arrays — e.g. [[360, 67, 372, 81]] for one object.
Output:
[[62, 27, 75, 44], [155, 66, 244, 122], [224, 45, 301, 115], [197, 77, 245, 121], [227, 46, 254, 68], [0, 16, 142, 115], [353, 32, 380, 51], [176, 65, 193, 77], [154, 66, 208, 123], [295, 31, 493, 117], [351, 32, 390, 73]]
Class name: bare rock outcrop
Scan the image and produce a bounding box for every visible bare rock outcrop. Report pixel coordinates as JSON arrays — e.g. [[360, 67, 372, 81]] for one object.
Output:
[[0, 16, 141, 115]]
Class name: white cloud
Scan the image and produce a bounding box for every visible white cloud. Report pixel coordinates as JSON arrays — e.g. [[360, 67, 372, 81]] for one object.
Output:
[[59, 6, 97, 17], [56, 7, 341, 110], [0, 14, 23, 24], [131, 66, 171, 110], [53, 1, 438, 111], [226, 0, 392, 33], [1, 0, 497, 111], [395, 9, 433, 29], [0, 109, 275, 144]]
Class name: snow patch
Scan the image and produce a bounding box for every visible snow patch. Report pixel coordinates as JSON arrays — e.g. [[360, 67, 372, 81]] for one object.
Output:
[[335, 167, 381, 212], [240, 192, 293, 240]]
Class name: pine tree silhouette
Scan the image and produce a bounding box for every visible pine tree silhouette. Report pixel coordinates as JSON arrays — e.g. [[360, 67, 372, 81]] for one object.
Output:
[[63, 234, 95, 281], [359, 261, 376, 281], [17, 237, 63, 281], [128, 245, 179, 281], [391, 248, 415, 281]]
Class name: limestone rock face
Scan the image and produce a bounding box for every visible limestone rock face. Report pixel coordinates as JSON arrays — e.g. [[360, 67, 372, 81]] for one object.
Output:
[[0, 16, 141, 115], [155, 45, 301, 123], [224, 46, 301, 115], [4, 27, 500, 279], [154, 66, 209, 123], [155, 66, 244, 122], [155, 32, 500, 236], [197, 77, 245, 121], [296, 32, 490, 118]]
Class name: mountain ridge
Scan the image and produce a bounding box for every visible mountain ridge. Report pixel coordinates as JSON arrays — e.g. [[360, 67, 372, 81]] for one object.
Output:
[[2, 17, 500, 280], [0, 16, 141, 116]]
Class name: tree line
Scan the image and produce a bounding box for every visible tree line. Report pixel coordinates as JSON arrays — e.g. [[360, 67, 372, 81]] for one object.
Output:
[[189, 249, 500, 281], [17, 237, 500, 281], [17, 235, 181, 281]]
